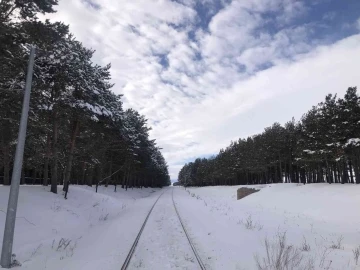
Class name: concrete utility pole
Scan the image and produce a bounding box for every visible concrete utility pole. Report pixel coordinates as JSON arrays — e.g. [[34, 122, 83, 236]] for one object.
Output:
[[1, 46, 36, 268]]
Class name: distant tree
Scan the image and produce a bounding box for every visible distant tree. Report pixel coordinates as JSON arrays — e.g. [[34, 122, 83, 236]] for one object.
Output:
[[178, 87, 360, 187]]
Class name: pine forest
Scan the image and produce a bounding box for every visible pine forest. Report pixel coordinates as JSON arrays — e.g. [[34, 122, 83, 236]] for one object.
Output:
[[0, 0, 171, 198]]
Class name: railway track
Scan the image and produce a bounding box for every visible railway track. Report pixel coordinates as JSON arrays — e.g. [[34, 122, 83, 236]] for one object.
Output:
[[120, 190, 165, 270], [171, 188, 207, 270], [120, 187, 206, 270]]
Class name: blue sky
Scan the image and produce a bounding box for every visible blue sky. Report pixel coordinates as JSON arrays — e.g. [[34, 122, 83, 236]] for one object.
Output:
[[48, 0, 360, 179], [188, 0, 360, 41]]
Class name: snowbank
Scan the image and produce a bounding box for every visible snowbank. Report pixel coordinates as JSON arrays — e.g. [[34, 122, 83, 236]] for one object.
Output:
[[176, 184, 360, 269], [2, 184, 359, 269], [0, 185, 161, 269]]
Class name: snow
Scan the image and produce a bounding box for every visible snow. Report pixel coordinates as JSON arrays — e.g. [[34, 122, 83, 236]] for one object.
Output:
[[174, 184, 360, 269], [130, 191, 196, 269], [303, 149, 316, 154], [345, 138, 360, 147], [91, 115, 99, 122], [1, 184, 360, 269], [76, 101, 112, 117], [38, 104, 53, 111], [0, 185, 162, 269], [5, 50, 14, 58]]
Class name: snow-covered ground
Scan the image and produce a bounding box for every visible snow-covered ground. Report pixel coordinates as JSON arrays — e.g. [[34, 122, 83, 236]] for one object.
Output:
[[0, 185, 162, 269], [1, 184, 360, 269], [130, 190, 196, 269], [175, 184, 360, 269]]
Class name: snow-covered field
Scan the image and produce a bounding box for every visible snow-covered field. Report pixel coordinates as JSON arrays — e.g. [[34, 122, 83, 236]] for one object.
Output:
[[176, 184, 360, 269], [1, 184, 360, 269], [0, 185, 162, 269]]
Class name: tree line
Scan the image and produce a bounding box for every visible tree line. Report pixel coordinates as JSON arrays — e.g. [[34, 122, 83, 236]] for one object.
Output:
[[178, 87, 360, 186], [0, 0, 171, 197]]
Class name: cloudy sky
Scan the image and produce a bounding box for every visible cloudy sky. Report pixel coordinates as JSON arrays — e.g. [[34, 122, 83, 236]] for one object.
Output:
[[47, 0, 360, 180]]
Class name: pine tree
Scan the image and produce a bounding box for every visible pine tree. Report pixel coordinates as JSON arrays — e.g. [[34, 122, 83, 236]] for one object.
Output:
[[0, 6, 170, 192], [179, 87, 360, 187]]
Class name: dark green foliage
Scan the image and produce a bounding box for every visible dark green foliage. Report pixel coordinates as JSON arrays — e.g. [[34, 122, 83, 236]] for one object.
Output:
[[0, 0, 58, 22], [179, 87, 360, 186], [0, 2, 170, 193]]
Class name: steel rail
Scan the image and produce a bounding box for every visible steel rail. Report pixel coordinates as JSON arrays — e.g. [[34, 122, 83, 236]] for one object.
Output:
[[120, 190, 166, 270], [172, 188, 207, 270]]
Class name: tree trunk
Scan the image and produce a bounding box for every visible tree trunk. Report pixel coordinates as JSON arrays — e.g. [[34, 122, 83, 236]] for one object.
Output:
[[81, 161, 86, 185], [306, 168, 310, 183], [87, 167, 93, 187], [32, 168, 36, 185], [121, 172, 125, 189], [63, 120, 80, 192], [353, 153, 360, 184], [333, 163, 338, 183], [341, 160, 346, 184], [43, 133, 51, 186], [51, 112, 59, 194], [64, 180, 69, 199], [133, 175, 137, 189], [126, 168, 130, 190], [21, 166, 25, 185], [279, 153, 282, 183], [3, 144, 10, 185], [301, 168, 306, 184], [97, 165, 102, 187], [2, 120, 11, 185], [106, 158, 112, 187], [295, 166, 299, 183], [336, 163, 342, 184], [329, 166, 334, 184], [349, 159, 354, 183], [325, 159, 331, 184]]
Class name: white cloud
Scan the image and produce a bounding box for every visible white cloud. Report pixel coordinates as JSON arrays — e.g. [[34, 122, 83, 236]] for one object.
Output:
[[45, 0, 360, 179], [160, 35, 360, 177]]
